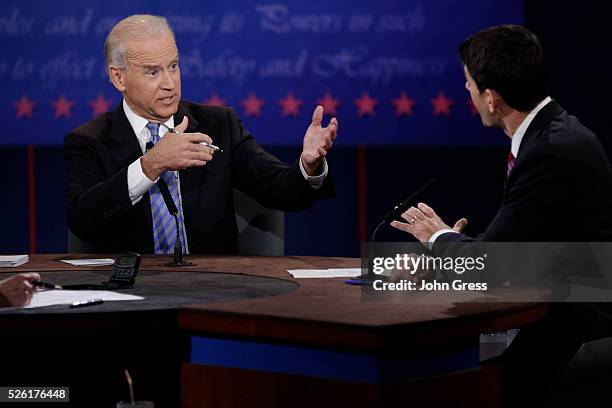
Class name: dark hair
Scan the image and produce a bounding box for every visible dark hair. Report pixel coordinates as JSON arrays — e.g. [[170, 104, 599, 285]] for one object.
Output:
[[458, 24, 549, 112]]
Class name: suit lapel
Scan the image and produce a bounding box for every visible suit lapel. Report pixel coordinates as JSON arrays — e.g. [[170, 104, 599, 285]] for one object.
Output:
[[107, 103, 154, 240], [108, 103, 143, 169], [504, 100, 564, 197]]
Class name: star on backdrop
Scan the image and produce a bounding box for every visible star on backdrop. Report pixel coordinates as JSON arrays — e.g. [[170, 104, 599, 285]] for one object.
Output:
[[203, 92, 226, 107], [278, 92, 303, 117], [392, 92, 416, 117], [241, 92, 265, 117], [430, 91, 453, 116], [89, 94, 113, 117], [354, 92, 378, 117], [317, 92, 340, 116], [13, 95, 36, 119], [51, 94, 75, 118]]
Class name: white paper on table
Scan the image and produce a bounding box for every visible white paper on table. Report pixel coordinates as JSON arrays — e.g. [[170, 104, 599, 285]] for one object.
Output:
[[59, 258, 115, 266], [0, 255, 29, 267], [25, 289, 144, 309], [287, 268, 362, 278]]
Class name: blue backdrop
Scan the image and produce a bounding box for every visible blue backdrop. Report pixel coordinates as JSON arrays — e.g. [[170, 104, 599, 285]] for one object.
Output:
[[1, 0, 523, 146], [0, 1, 526, 256]]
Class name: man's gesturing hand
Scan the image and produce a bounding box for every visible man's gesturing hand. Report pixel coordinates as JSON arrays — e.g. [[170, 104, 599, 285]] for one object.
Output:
[[141, 116, 216, 180], [390, 202, 468, 242], [301, 105, 338, 176]]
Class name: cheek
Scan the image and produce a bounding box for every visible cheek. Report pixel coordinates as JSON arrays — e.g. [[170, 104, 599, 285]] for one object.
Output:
[[144, 82, 162, 100], [469, 89, 478, 104]]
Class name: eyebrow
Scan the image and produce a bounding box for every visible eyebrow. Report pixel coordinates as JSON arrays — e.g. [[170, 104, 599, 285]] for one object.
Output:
[[141, 58, 179, 70]]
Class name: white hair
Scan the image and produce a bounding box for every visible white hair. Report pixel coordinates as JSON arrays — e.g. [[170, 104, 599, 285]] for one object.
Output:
[[104, 15, 175, 80]]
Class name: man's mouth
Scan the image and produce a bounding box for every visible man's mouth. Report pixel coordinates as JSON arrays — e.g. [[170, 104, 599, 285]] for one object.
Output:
[[159, 95, 176, 104]]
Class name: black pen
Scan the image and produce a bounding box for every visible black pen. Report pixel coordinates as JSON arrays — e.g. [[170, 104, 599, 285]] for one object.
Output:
[[32, 281, 63, 290], [70, 299, 104, 308]]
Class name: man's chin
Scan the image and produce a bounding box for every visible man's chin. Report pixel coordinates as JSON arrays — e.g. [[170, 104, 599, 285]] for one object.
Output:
[[155, 104, 179, 120], [480, 117, 500, 128]]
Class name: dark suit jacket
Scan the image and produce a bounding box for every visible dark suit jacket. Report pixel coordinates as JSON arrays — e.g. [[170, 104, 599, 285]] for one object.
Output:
[[64, 101, 334, 254], [437, 100, 612, 244], [434, 100, 612, 400]]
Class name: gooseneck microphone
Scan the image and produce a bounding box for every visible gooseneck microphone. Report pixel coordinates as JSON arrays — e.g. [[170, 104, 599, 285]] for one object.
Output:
[[368, 178, 438, 243], [382, 178, 437, 225], [156, 178, 193, 267], [357, 179, 437, 284]]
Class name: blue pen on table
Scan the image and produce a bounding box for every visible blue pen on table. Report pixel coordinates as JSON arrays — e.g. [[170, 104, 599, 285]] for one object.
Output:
[[344, 279, 374, 286]]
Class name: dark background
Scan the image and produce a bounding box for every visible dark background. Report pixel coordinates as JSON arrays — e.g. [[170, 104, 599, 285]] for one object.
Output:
[[1, 2, 610, 257]]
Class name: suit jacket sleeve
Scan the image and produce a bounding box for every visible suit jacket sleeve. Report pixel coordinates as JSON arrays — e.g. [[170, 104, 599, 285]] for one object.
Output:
[[64, 132, 133, 241]]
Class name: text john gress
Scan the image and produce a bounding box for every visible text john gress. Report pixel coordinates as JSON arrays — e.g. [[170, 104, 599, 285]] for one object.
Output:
[[373, 279, 488, 291]]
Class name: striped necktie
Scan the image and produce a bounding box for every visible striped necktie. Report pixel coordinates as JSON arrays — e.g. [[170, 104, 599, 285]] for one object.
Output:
[[146, 122, 186, 254], [507, 151, 516, 176]]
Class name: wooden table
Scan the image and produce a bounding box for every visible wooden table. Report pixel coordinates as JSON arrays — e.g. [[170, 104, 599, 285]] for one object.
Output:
[[0, 255, 548, 408]]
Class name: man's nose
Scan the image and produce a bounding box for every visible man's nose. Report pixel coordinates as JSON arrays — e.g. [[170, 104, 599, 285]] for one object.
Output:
[[159, 70, 176, 90]]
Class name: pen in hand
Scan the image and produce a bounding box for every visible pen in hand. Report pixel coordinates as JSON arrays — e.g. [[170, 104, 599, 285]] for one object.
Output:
[[32, 281, 63, 290], [160, 122, 224, 152]]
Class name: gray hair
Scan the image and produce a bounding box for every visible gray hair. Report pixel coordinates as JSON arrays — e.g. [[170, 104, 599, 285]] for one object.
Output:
[[104, 15, 175, 80]]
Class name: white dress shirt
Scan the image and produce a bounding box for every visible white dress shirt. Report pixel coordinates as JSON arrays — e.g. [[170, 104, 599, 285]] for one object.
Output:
[[428, 96, 553, 247]]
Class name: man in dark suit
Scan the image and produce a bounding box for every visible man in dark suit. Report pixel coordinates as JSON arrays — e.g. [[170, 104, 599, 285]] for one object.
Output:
[[391, 25, 612, 405], [65, 15, 336, 254]]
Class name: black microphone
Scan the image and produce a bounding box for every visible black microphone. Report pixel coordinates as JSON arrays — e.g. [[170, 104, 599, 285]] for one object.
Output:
[[358, 179, 437, 285], [157, 178, 178, 214], [156, 178, 193, 267], [382, 178, 437, 224]]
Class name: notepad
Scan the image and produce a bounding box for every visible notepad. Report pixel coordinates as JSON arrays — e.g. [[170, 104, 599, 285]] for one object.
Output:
[[24, 289, 144, 309], [0, 255, 29, 267], [287, 268, 362, 278]]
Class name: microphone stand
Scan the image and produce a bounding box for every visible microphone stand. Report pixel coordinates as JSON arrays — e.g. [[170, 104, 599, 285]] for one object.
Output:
[[357, 220, 387, 285], [359, 179, 437, 284], [157, 178, 193, 267], [164, 211, 193, 267]]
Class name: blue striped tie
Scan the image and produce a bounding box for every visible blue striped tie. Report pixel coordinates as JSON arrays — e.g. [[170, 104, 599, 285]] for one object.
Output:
[[146, 122, 186, 254]]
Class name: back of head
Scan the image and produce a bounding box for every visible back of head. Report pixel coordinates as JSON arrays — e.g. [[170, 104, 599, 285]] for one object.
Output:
[[104, 15, 175, 79], [458, 24, 549, 112]]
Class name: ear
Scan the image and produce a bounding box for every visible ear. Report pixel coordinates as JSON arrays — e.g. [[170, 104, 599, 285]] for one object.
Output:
[[484, 89, 501, 114], [109, 66, 126, 93]]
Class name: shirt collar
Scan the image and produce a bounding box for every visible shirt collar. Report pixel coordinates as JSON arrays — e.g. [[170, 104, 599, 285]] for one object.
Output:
[[122, 99, 175, 151], [511, 96, 552, 158]]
